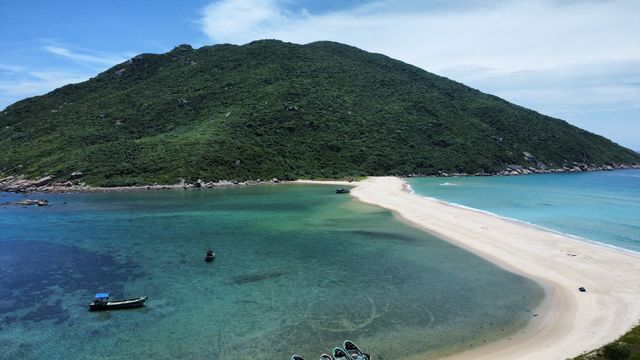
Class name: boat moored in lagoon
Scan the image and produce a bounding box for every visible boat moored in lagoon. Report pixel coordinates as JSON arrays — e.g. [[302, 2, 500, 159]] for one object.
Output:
[[344, 340, 370, 360], [205, 249, 216, 262], [332, 347, 353, 360], [89, 293, 148, 311]]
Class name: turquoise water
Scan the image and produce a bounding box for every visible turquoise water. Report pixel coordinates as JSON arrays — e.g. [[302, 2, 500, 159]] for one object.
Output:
[[408, 169, 640, 253], [0, 185, 542, 359]]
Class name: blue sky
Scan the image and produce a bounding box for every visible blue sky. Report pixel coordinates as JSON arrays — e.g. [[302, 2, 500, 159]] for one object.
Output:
[[1, 0, 638, 149]]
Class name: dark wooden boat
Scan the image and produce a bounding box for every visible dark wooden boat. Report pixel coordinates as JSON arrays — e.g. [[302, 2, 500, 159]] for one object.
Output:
[[89, 293, 148, 311], [332, 347, 353, 360], [336, 188, 350, 194], [344, 340, 370, 360], [205, 249, 216, 262], [291, 355, 305, 360]]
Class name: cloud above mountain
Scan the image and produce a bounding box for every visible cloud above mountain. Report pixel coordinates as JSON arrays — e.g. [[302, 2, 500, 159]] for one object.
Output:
[[200, 0, 640, 148]]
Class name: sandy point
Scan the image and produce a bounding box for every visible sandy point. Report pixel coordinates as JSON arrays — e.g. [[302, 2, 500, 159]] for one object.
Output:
[[308, 176, 640, 360]]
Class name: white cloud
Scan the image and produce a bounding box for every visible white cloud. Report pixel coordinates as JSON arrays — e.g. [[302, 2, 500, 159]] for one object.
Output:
[[0, 72, 87, 96], [201, 0, 287, 43], [200, 0, 639, 73], [0, 64, 25, 73], [0, 67, 93, 109], [0, 44, 132, 110], [200, 0, 640, 148], [43, 45, 130, 67]]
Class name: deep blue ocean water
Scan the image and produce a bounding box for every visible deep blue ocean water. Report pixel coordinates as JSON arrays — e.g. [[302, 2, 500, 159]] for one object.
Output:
[[408, 169, 640, 253], [0, 184, 542, 359]]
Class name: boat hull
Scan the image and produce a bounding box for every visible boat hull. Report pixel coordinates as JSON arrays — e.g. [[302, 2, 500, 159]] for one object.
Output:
[[89, 296, 148, 311]]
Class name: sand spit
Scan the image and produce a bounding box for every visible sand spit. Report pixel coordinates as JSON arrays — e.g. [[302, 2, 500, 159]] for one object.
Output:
[[312, 176, 640, 360]]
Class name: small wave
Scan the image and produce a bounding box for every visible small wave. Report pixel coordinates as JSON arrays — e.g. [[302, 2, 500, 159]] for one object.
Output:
[[440, 182, 459, 186]]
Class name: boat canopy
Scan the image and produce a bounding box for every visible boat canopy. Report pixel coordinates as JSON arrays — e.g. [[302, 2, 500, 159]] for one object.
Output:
[[95, 293, 110, 299]]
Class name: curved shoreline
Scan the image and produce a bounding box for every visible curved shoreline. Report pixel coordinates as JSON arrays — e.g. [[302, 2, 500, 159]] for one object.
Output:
[[301, 177, 640, 359]]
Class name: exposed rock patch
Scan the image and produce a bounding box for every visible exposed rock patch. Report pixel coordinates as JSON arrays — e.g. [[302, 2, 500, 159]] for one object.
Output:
[[2, 199, 49, 207]]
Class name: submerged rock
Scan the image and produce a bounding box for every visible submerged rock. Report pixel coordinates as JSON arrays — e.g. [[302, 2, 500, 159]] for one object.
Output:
[[4, 199, 49, 207]]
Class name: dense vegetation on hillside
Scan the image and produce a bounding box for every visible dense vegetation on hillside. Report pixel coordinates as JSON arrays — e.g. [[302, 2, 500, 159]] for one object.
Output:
[[1, 40, 638, 186]]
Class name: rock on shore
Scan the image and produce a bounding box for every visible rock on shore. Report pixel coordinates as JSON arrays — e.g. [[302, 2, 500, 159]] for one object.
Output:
[[408, 162, 640, 178], [0, 176, 283, 194]]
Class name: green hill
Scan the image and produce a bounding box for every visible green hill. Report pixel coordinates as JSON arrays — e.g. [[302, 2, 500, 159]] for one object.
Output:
[[1, 40, 638, 186]]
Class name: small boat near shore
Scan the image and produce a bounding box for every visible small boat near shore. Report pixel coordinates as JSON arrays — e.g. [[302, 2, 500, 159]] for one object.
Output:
[[290, 340, 368, 360], [89, 293, 148, 311], [344, 340, 370, 360], [336, 188, 350, 194], [332, 347, 353, 360]]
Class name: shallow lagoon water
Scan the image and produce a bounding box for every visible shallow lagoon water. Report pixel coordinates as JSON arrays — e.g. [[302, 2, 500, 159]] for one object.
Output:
[[1, 185, 542, 359]]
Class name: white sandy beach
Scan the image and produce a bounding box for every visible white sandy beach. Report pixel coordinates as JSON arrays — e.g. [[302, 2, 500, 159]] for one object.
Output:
[[298, 177, 640, 359]]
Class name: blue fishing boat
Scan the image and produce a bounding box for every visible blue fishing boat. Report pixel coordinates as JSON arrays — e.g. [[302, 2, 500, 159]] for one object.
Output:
[[89, 293, 148, 311]]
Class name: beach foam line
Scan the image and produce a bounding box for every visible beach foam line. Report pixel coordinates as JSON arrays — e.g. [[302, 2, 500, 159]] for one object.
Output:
[[344, 176, 640, 360], [405, 183, 416, 194]]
